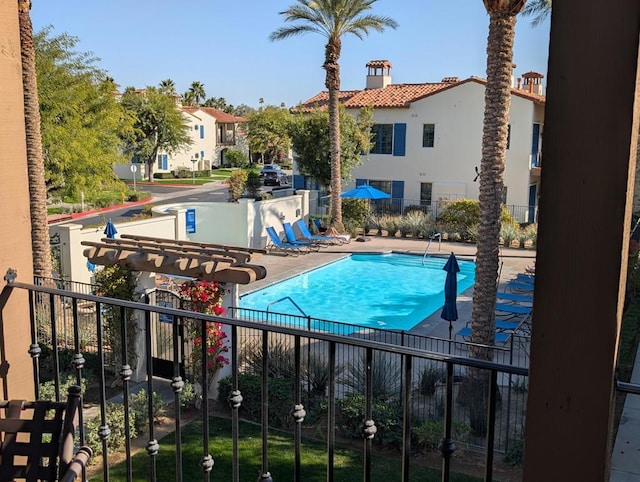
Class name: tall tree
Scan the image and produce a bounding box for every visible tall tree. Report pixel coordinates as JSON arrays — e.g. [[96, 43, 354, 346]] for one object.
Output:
[[246, 105, 293, 164], [521, 0, 550, 26], [270, 0, 397, 230], [188, 81, 206, 107], [470, 0, 526, 361], [290, 106, 373, 187], [36, 28, 132, 200], [18, 0, 53, 279], [159, 78, 176, 94], [120, 86, 193, 181]]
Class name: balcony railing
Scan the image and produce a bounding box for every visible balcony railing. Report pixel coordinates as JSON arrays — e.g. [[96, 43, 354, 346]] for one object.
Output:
[[3, 275, 638, 481]]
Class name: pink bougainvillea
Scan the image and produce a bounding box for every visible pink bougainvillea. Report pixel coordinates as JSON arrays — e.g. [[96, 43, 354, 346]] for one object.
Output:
[[178, 280, 229, 388]]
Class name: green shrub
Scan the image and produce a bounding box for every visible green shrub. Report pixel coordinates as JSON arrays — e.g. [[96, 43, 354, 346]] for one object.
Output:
[[517, 227, 531, 248], [126, 190, 150, 202], [379, 215, 400, 237], [418, 364, 444, 396], [340, 352, 401, 401], [524, 223, 538, 247], [241, 339, 295, 378], [439, 199, 518, 241], [174, 167, 191, 179], [85, 402, 137, 456], [180, 380, 197, 409], [246, 171, 262, 197], [217, 373, 294, 429], [39, 375, 87, 402], [500, 223, 519, 248], [336, 394, 403, 448], [228, 170, 248, 202], [413, 419, 471, 451], [153, 172, 175, 179], [225, 150, 249, 168], [342, 198, 370, 225], [128, 388, 167, 433], [504, 439, 524, 467]]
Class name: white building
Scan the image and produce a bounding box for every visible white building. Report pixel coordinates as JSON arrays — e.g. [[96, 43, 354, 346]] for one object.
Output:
[[295, 60, 545, 222], [114, 101, 248, 180]]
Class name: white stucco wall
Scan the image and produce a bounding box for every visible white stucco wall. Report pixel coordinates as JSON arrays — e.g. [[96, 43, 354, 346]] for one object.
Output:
[[349, 81, 540, 210]]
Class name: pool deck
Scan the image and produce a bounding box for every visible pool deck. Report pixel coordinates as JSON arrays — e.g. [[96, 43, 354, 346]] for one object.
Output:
[[239, 235, 536, 342]]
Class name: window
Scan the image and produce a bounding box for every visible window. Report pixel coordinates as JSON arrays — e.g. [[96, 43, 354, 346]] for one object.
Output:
[[200, 125, 205, 139], [422, 124, 435, 148], [502, 186, 508, 205], [507, 124, 511, 149], [420, 182, 433, 205], [368, 180, 392, 195], [157, 154, 168, 170], [194, 125, 198, 131], [370, 124, 393, 154]]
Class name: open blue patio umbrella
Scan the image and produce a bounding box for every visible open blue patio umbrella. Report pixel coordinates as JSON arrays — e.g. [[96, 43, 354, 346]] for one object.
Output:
[[104, 219, 118, 239], [340, 184, 391, 200], [340, 184, 390, 240], [441, 252, 460, 342]]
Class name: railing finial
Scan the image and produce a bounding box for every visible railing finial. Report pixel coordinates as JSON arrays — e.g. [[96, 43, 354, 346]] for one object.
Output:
[[3, 268, 17, 284]]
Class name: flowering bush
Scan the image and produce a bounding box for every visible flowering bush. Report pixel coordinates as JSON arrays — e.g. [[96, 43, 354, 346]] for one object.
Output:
[[178, 280, 229, 390]]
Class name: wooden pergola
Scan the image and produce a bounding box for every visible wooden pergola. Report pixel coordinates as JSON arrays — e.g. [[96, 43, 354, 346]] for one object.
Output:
[[81, 234, 267, 285]]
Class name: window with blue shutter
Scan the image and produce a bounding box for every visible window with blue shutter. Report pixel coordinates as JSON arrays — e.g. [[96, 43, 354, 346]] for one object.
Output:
[[531, 123, 541, 166], [356, 178, 367, 186], [162, 154, 168, 170], [200, 150, 205, 161], [200, 125, 205, 139], [393, 124, 406, 156]]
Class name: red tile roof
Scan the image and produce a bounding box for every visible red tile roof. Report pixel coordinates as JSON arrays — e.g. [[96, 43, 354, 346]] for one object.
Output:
[[296, 76, 545, 112], [181, 106, 245, 123]]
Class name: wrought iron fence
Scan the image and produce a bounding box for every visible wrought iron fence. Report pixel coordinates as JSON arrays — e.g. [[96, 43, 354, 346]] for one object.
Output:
[[4, 275, 633, 481]]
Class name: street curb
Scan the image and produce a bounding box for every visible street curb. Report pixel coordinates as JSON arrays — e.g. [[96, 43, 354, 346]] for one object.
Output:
[[47, 196, 153, 224]]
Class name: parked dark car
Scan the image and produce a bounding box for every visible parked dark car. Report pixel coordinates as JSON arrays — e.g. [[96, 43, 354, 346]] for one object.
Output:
[[262, 170, 289, 186]]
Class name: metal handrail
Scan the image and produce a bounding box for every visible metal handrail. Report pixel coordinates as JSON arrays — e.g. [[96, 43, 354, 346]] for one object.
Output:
[[422, 232, 442, 265], [265, 296, 307, 317]]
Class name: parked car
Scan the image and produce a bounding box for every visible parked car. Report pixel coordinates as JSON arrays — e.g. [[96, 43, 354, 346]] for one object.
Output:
[[262, 170, 289, 186], [259, 164, 282, 177]]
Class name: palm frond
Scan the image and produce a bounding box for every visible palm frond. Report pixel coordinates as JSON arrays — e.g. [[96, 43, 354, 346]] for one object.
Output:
[[521, 0, 551, 27]]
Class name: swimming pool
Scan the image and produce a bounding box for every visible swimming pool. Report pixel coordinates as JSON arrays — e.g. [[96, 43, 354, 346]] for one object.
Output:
[[239, 253, 475, 332]]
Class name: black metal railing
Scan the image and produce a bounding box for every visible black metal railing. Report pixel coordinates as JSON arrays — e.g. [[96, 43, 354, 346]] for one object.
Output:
[[3, 275, 635, 482]]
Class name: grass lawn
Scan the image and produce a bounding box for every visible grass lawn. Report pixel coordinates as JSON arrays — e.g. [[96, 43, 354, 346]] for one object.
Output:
[[92, 417, 481, 482]]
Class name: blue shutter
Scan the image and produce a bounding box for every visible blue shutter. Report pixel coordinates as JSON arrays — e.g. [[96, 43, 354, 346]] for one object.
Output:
[[162, 154, 168, 170], [393, 123, 406, 156], [392, 180, 404, 212], [531, 123, 541, 166], [200, 150, 205, 161], [356, 178, 367, 186], [200, 125, 205, 139]]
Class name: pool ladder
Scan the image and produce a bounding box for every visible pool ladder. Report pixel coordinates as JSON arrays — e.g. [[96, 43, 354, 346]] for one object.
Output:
[[266, 296, 308, 317], [422, 232, 442, 265]]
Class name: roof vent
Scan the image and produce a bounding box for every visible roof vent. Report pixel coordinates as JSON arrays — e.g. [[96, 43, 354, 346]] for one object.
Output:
[[441, 77, 460, 83]]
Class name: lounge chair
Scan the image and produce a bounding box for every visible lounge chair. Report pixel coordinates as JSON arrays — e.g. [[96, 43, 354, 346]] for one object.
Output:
[[495, 303, 533, 316], [496, 292, 534, 303], [506, 281, 535, 292], [282, 222, 321, 251], [293, 219, 343, 245], [455, 326, 512, 343], [514, 273, 535, 284], [265, 226, 306, 256], [312, 218, 328, 233]]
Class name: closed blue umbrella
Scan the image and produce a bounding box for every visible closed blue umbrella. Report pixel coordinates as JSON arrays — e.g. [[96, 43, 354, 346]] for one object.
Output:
[[104, 219, 118, 239], [441, 252, 460, 341]]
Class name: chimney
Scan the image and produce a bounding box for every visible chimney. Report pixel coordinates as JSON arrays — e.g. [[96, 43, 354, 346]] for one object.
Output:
[[517, 77, 522, 89], [365, 60, 392, 89], [522, 71, 544, 95]]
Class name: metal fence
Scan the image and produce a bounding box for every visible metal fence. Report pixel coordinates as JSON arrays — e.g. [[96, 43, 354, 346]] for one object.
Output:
[[6, 276, 633, 482]]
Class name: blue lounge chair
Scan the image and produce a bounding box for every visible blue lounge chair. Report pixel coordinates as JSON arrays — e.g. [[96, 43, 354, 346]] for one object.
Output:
[[496, 292, 534, 303], [312, 218, 327, 233], [495, 303, 532, 316], [265, 226, 306, 256], [294, 219, 342, 245], [514, 273, 535, 285], [282, 222, 320, 251], [455, 327, 511, 343], [506, 281, 535, 292]]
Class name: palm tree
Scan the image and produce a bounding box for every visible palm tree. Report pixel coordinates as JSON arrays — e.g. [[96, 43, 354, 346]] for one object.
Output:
[[18, 0, 53, 280], [188, 81, 206, 107], [159, 78, 176, 94], [521, 0, 551, 26], [270, 0, 397, 230]]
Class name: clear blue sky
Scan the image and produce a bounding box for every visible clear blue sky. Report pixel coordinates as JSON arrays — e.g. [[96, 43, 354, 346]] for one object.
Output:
[[30, 0, 550, 109]]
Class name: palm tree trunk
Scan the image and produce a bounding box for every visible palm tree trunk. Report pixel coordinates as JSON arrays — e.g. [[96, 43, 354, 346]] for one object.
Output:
[[18, 0, 53, 280], [324, 39, 344, 230], [470, 11, 517, 361]]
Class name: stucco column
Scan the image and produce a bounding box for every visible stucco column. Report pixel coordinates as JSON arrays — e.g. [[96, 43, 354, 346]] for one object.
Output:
[[0, 2, 37, 399], [168, 208, 186, 241]]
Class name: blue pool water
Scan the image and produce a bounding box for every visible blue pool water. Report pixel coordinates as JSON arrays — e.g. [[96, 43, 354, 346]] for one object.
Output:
[[239, 253, 475, 332]]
